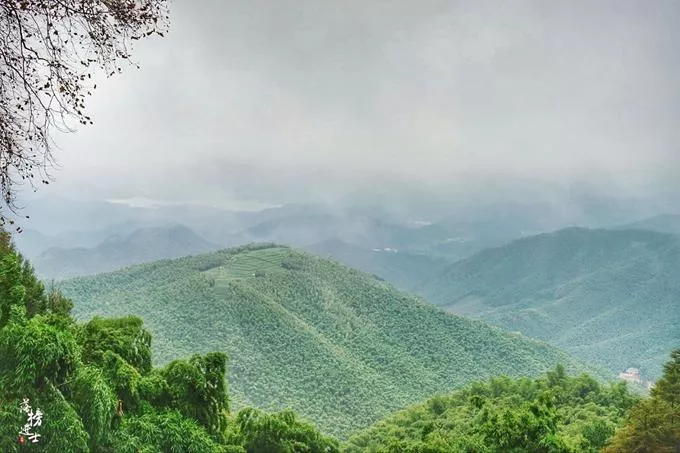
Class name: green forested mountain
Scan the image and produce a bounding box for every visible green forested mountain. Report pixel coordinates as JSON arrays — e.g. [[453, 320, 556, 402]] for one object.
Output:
[[58, 244, 599, 438], [0, 234, 338, 452], [346, 366, 639, 453], [418, 227, 680, 379], [32, 225, 220, 280]]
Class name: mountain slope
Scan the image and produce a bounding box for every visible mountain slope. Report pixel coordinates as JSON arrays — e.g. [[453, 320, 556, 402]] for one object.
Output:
[[58, 244, 598, 438], [346, 367, 638, 452], [32, 224, 220, 279], [418, 227, 680, 379]]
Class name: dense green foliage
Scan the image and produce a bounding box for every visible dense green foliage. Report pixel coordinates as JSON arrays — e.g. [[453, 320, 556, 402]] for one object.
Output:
[[605, 349, 680, 452], [58, 244, 600, 438], [0, 235, 338, 452], [346, 365, 639, 452], [33, 225, 219, 280], [418, 227, 680, 378], [5, 224, 676, 451]]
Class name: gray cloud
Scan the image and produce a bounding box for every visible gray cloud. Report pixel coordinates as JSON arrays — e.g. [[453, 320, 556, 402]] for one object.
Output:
[[38, 0, 680, 206]]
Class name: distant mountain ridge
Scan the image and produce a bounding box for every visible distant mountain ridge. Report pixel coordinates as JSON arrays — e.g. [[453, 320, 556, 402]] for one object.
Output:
[[13, 220, 156, 259], [305, 238, 450, 292], [32, 224, 220, 280], [615, 213, 680, 235], [417, 227, 680, 379], [19, 196, 680, 293], [58, 244, 600, 438]]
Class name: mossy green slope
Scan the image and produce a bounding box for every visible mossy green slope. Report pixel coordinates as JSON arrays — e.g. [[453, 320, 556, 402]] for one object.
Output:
[[60, 244, 599, 438], [418, 227, 680, 379], [345, 366, 638, 453]]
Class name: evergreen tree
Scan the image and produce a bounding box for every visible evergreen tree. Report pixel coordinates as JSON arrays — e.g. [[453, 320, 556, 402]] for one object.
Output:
[[605, 348, 680, 453], [652, 349, 680, 408]]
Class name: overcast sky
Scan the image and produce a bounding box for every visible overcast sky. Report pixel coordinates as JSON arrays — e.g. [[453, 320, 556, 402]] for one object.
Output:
[[32, 0, 680, 207]]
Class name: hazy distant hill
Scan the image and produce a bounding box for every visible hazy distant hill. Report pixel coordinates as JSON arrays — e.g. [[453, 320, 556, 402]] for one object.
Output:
[[32, 224, 220, 280], [226, 213, 339, 246], [406, 201, 592, 260], [224, 207, 426, 247], [16, 196, 630, 264], [13, 220, 157, 259], [11, 228, 53, 259], [58, 244, 597, 438], [224, 204, 547, 267], [418, 227, 680, 379], [13, 195, 288, 246], [615, 214, 680, 235], [305, 238, 450, 292]]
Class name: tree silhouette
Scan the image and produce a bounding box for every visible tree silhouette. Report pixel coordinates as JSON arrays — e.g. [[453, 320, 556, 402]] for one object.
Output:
[[0, 0, 169, 226]]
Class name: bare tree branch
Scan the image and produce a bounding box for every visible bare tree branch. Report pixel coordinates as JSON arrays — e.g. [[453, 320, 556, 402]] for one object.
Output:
[[0, 0, 169, 230]]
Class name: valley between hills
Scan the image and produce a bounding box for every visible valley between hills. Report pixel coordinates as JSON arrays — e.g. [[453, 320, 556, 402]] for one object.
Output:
[[4, 198, 679, 451]]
